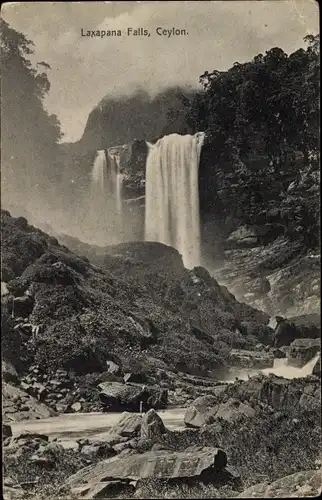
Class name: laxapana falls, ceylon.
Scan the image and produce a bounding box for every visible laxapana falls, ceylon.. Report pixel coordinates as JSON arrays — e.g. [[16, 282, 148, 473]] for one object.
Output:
[[145, 132, 205, 269]]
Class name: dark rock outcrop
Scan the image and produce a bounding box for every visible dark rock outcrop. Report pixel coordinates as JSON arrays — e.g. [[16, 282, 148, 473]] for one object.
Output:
[[272, 315, 320, 348], [98, 382, 167, 412], [313, 355, 321, 377]]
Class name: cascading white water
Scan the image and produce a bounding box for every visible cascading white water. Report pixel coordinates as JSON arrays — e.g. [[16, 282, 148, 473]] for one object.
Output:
[[261, 353, 320, 379], [145, 132, 205, 269], [89, 149, 123, 244], [109, 153, 123, 217], [223, 353, 320, 383], [91, 150, 107, 193]]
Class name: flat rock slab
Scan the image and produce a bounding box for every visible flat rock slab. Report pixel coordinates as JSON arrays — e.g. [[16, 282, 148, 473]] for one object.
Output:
[[66, 447, 227, 487]]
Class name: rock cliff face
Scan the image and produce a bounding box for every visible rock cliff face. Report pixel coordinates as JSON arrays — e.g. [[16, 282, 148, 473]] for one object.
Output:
[[98, 136, 320, 318]]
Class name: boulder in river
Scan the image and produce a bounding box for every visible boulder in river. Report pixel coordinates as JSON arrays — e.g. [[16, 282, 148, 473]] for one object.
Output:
[[287, 338, 321, 368], [109, 412, 143, 438], [140, 409, 167, 440]]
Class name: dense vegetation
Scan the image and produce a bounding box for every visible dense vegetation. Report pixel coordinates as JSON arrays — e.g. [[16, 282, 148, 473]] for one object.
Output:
[[185, 35, 320, 161], [0, 19, 64, 210]]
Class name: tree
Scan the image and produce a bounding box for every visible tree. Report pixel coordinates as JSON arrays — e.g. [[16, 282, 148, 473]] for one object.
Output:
[[0, 19, 63, 209]]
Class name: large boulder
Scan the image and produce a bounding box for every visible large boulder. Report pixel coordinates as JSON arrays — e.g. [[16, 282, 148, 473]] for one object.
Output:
[[184, 395, 219, 428], [274, 315, 321, 348], [140, 409, 167, 440], [184, 393, 255, 428], [287, 338, 321, 368], [98, 382, 144, 411], [98, 382, 167, 411], [108, 412, 142, 439], [273, 317, 298, 347]]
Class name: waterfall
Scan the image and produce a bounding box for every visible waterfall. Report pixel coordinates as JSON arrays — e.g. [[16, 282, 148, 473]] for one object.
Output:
[[91, 150, 107, 193], [223, 353, 320, 383], [89, 149, 123, 244], [109, 153, 123, 217], [145, 132, 205, 269], [261, 353, 320, 379]]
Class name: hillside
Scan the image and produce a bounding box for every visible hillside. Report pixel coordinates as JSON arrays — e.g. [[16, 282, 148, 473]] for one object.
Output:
[[1, 210, 271, 388]]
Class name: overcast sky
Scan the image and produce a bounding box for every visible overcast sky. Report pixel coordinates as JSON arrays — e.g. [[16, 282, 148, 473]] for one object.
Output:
[[2, 1, 319, 142]]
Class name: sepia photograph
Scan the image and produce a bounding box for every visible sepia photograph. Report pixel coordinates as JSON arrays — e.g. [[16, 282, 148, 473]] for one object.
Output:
[[1, 0, 320, 498]]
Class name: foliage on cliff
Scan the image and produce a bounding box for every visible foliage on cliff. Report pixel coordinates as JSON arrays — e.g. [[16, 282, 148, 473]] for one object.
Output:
[[188, 35, 319, 164], [191, 35, 320, 250], [0, 19, 62, 206]]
